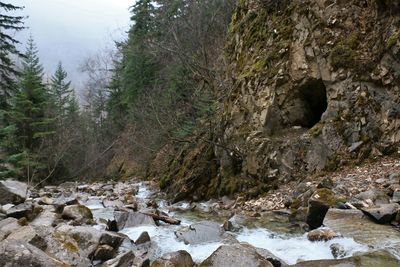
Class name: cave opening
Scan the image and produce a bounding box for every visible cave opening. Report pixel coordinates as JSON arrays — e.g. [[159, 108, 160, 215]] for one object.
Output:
[[298, 79, 328, 128]]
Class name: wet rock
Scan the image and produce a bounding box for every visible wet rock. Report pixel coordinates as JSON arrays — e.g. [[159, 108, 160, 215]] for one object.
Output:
[[114, 211, 155, 230], [136, 231, 151, 245], [223, 220, 234, 231], [53, 196, 79, 211], [6, 225, 47, 250], [292, 250, 399, 267], [361, 203, 400, 224], [6, 202, 34, 219], [0, 239, 65, 267], [103, 199, 124, 209], [306, 189, 337, 229], [323, 209, 400, 248], [175, 221, 224, 245], [330, 243, 346, 259], [200, 243, 273, 267], [307, 228, 338, 242], [102, 250, 136, 267], [253, 246, 289, 267], [62, 204, 93, 222], [94, 244, 116, 262], [151, 250, 193, 267], [0, 180, 28, 205]]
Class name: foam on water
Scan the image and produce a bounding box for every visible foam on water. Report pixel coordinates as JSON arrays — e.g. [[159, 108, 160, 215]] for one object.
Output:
[[237, 228, 369, 265]]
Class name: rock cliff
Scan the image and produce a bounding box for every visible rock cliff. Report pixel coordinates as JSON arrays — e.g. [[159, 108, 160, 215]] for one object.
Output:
[[154, 0, 400, 201]]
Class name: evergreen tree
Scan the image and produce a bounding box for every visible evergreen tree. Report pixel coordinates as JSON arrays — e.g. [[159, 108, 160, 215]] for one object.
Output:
[[49, 62, 73, 123], [0, 2, 24, 109], [0, 37, 55, 181]]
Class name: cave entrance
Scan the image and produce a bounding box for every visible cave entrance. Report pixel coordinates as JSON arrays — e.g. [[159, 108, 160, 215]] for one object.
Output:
[[298, 79, 327, 128]]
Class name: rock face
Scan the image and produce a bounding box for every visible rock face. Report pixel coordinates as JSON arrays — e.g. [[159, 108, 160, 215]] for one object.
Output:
[[200, 243, 273, 267], [0, 180, 28, 205], [0, 239, 65, 267], [155, 0, 400, 200], [175, 221, 224, 245]]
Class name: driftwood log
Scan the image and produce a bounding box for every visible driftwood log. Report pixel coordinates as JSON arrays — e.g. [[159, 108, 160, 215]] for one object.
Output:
[[141, 210, 181, 225]]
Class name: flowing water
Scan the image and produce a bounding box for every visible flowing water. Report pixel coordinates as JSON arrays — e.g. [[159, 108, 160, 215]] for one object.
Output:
[[86, 183, 378, 264]]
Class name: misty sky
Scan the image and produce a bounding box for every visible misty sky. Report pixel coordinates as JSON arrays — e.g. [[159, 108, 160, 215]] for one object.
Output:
[[9, 0, 133, 88]]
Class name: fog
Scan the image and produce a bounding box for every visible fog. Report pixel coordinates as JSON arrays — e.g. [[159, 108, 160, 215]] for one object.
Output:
[[9, 0, 133, 88]]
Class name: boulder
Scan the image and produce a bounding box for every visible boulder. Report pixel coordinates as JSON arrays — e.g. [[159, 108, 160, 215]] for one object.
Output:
[[6, 225, 47, 250], [6, 202, 34, 219], [361, 203, 400, 224], [323, 209, 400, 249], [0, 217, 22, 241], [101, 250, 136, 267], [151, 250, 194, 267], [306, 189, 338, 229], [0, 180, 28, 205], [175, 221, 224, 245], [100, 231, 127, 250], [62, 204, 93, 222], [31, 210, 58, 227], [53, 196, 79, 211], [200, 243, 273, 267], [94, 244, 116, 262], [0, 239, 65, 267], [56, 224, 102, 258], [114, 211, 155, 230], [307, 228, 339, 242], [292, 250, 399, 267], [392, 191, 400, 203], [103, 199, 124, 208], [136, 231, 151, 245]]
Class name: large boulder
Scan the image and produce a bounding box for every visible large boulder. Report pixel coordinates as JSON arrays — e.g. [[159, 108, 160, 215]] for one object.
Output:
[[0, 217, 22, 241], [175, 221, 224, 245], [6, 225, 47, 250], [0, 180, 28, 205], [0, 239, 65, 267], [200, 243, 273, 267], [292, 250, 399, 267], [306, 189, 339, 229], [361, 203, 400, 224], [62, 204, 93, 223], [6, 202, 34, 219], [114, 211, 155, 230], [151, 250, 194, 267]]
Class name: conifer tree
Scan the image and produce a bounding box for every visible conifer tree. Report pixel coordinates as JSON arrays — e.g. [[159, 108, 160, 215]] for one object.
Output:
[[0, 2, 24, 109], [49, 62, 73, 123], [0, 37, 55, 181]]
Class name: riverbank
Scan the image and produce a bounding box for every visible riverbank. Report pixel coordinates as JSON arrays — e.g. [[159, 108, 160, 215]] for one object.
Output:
[[0, 165, 400, 266]]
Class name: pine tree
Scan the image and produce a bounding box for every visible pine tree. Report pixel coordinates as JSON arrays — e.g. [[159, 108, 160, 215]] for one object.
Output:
[[0, 2, 24, 109], [49, 62, 73, 123], [0, 37, 55, 181]]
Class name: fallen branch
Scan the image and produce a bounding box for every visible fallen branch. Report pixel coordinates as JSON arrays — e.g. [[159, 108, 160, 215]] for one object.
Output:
[[141, 210, 181, 225]]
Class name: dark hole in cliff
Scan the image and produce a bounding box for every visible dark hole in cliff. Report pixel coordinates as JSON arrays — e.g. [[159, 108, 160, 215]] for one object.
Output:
[[298, 79, 327, 128]]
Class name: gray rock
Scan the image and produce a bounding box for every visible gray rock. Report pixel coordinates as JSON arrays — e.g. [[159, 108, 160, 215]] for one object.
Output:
[[31, 210, 58, 227], [392, 191, 400, 203], [307, 228, 339, 242], [114, 211, 155, 230], [0, 180, 28, 205], [6, 225, 47, 250], [175, 221, 224, 245], [317, 177, 334, 189], [62, 204, 93, 222], [94, 244, 116, 262], [0, 239, 65, 267], [100, 231, 126, 249], [151, 250, 194, 267], [103, 199, 124, 208], [53, 196, 79, 211], [361, 203, 400, 224], [102, 250, 136, 267], [0, 217, 21, 241], [135, 231, 151, 245], [200, 243, 273, 267], [6, 202, 33, 219]]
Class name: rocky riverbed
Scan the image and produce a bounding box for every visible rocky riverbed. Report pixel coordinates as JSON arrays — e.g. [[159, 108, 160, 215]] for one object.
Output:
[[0, 176, 399, 267]]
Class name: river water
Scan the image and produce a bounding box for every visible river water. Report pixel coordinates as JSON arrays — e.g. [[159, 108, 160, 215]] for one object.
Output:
[[86, 183, 371, 265]]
